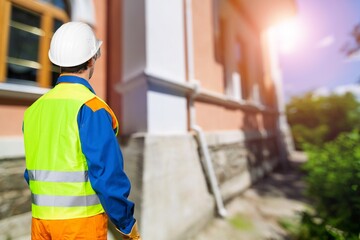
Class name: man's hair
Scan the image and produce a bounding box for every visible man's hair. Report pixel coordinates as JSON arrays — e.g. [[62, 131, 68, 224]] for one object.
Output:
[[60, 60, 90, 74], [59, 49, 100, 74]]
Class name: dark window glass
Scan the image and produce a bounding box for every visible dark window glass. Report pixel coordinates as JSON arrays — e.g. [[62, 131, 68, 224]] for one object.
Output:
[[7, 64, 37, 84], [7, 6, 41, 84], [8, 26, 40, 62], [54, 19, 64, 31], [11, 5, 40, 27]]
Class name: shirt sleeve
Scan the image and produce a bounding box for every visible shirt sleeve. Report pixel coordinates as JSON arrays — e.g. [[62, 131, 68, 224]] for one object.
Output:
[[78, 101, 136, 234], [22, 123, 30, 185], [24, 169, 29, 185]]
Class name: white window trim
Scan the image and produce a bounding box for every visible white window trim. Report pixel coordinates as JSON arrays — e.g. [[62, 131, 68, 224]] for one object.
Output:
[[0, 82, 49, 100]]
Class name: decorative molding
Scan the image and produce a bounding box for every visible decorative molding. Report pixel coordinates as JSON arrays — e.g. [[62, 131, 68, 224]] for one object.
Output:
[[115, 71, 278, 114], [115, 72, 147, 94], [147, 73, 193, 94]]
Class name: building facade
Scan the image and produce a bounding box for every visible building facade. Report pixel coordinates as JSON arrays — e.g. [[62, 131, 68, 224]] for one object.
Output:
[[0, 0, 295, 239]]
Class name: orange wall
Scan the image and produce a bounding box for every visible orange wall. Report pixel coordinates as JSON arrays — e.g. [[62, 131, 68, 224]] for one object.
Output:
[[194, 101, 274, 132], [192, 0, 224, 93], [195, 101, 244, 131], [0, 105, 26, 135]]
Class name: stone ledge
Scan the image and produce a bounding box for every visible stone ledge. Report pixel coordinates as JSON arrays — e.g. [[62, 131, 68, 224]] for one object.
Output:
[[205, 130, 276, 147], [0, 212, 31, 240]]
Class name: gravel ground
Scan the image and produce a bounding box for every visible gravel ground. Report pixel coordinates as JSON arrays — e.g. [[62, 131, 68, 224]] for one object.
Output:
[[190, 152, 310, 240]]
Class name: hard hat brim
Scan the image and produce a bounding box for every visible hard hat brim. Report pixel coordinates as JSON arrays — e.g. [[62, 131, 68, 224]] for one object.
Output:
[[48, 39, 102, 67]]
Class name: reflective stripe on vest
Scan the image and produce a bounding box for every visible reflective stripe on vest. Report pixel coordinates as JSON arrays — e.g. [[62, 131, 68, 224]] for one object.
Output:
[[29, 169, 100, 207], [32, 194, 100, 207], [24, 83, 107, 219], [28, 170, 89, 182]]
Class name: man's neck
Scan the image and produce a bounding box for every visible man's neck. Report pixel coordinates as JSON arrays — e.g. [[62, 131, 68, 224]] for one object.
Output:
[[61, 71, 89, 81]]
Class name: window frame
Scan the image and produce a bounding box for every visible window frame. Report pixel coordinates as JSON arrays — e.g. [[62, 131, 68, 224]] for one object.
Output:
[[0, 0, 69, 90], [234, 36, 248, 100]]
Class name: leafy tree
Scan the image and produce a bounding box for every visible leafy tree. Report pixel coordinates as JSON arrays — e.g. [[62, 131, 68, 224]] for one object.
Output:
[[286, 92, 360, 149]]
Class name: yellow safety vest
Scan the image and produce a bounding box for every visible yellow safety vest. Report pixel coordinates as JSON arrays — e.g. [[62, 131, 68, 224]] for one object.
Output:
[[24, 83, 104, 219]]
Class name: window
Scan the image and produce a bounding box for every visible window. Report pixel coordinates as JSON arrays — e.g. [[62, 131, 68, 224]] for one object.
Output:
[[233, 38, 264, 104], [224, 37, 249, 101], [8, 6, 41, 84], [234, 38, 248, 100], [0, 0, 69, 88], [251, 48, 264, 105]]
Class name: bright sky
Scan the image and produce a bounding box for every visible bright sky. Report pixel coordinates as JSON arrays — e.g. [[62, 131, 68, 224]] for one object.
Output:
[[277, 0, 360, 101]]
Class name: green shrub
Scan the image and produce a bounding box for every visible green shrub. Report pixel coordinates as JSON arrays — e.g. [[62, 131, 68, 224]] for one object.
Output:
[[300, 130, 360, 239]]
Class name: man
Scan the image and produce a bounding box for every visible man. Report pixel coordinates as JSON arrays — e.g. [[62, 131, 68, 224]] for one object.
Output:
[[23, 22, 141, 240]]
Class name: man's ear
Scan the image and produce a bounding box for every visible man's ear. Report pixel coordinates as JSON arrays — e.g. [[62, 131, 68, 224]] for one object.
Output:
[[88, 58, 96, 68]]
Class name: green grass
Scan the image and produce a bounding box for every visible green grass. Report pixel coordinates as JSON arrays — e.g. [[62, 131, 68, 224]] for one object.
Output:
[[228, 214, 254, 231]]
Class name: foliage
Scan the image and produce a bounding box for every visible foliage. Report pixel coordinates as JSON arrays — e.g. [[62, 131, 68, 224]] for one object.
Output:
[[293, 211, 360, 240], [286, 92, 360, 150], [298, 130, 360, 239]]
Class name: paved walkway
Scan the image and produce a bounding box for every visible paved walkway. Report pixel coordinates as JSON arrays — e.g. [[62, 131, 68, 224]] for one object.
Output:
[[191, 152, 309, 240]]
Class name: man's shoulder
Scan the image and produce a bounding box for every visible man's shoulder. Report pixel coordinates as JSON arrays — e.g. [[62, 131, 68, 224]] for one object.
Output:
[[84, 97, 109, 112], [83, 97, 119, 133]]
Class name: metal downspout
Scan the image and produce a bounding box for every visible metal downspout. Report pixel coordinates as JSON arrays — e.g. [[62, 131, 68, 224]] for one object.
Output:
[[191, 114, 228, 217], [185, 0, 227, 218]]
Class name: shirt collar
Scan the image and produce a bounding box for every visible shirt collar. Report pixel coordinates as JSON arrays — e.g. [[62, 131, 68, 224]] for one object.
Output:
[[56, 75, 96, 94]]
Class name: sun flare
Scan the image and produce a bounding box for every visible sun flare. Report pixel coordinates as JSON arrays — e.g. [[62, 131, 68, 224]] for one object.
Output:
[[271, 17, 303, 54]]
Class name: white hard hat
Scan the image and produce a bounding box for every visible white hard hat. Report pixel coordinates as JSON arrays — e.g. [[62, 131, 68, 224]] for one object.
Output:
[[48, 22, 102, 67]]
